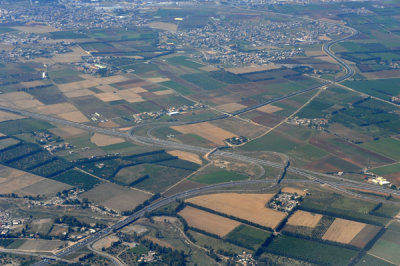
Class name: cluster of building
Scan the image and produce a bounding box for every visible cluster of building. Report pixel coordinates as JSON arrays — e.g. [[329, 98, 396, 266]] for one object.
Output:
[[132, 103, 206, 123], [138, 251, 160, 263], [269, 192, 303, 212], [365, 175, 391, 186], [167, 14, 347, 67], [90, 112, 109, 123], [287, 117, 328, 130], [225, 136, 248, 146], [236, 252, 256, 266], [0, 209, 22, 236]]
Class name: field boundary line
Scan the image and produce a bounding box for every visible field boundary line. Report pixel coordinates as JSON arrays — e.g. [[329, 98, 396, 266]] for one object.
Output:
[[74, 167, 153, 195], [367, 252, 397, 265], [243, 86, 325, 144]]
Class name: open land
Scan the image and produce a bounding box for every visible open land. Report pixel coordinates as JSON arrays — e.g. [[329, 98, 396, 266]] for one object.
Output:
[[179, 206, 240, 237], [287, 210, 322, 228], [186, 193, 286, 229]]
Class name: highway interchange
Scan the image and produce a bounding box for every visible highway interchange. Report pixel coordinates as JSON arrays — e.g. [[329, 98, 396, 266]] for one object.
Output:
[[0, 19, 391, 266]]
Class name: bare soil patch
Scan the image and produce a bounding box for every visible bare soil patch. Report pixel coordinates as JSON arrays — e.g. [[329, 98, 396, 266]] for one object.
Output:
[[349, 224, 381, 248], [35, 103, 77, 115], [281, 187, 307, 196], [287, 211, 322, 228], [179, 206, 240, 237], [146, 77, 170, 83], [167, 150, 202, 165], [0, 110, 25, 122], [153, 90, 174, 95], [256, 105, 283, 114], [322, 218, 366, 244], [216, 103, 247, 112], [93, 235, 120, 250], [200, 65, 219, 72], [147, 22, 178, 33], [172, 122, 237, 145], [50, 126, 86, 138], [13, 25, 58, 33], [90, 133, 125, 147], [94, 92, 123, 102], [79, 183, 151, 212], [63, 88, 95, 98], [58, 80, 100, 92], [98, 120, 120, 128], [58, 111, 89, 123], [186, 193, 286, 229], [20, 80, 46, 88]]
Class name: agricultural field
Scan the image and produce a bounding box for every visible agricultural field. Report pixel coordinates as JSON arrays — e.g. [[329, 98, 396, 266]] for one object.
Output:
[[265, 235, 359, 265], [370, 230, 400, 265], [186, 193, 286, 229], [225, 225, 271, 250], [79, 183, 151, 212], [178, 206, 240, 237]]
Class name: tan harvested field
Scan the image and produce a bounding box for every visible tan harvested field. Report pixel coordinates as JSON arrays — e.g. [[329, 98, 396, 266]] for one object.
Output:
[[322, 218, 366, 244], [287, 211, 322, 228], [349, 224, 381, 248], [48, 224, 68, 237], [315, 55, 338, 64], [146, 77, 170, 83], [13, 25, 58, 33], [93, 235, 120, 250], [20, 80, 46, 88], [126, 87, 147, 93], [167, 150, 202, 165], [98, 75, 130, 84], [50, 126, 86, 138], [98, 120, 120, 128], [227, 64, 281, 74], [95, 92, 123, 102], [281, 187, 307, 196], [58, 80, 99, 92], [63, 88, 95, 98], [179, 206, 240, 237], [0, 92, 43, 109], [210, 117, 266, 139], [90, 133, 125, 147], [257, 104, 283, 114], [0, 166, 70, 196], [172, 122, 237, 145], [0, 110, 25, 122], [18, 178, 71, 196], [216, 103, 247, 112], [58, 111, 89, 123], [153, 90, 174, 95], [97, 84, 117, 92], [18, 239, 64, 252], [200, 65, 219, 72], [79, 183, 151, 212], [116, 89, 143, 101], [186, 193, 286, 229], [305, 50, 326, 57], [35, 103, 77, 115], [51, 46, 87, 63], [148, 22, 178, 33]]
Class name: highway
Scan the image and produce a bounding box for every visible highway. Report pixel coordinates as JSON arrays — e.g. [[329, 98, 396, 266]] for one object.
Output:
[[3, 15, 371, 266]]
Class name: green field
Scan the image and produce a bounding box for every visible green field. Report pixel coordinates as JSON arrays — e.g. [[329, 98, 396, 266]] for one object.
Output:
[[344, 79, 400, 102], [225, 225, 271, 250], [370, 230, 400, 265], [52, 169, 101, 190], [0, 138, 20, 150], [0, 119, 54, 135], [300, 189, 389, 225], [371, 163, 400, 176], [191, 170, 248, 184], [240, 132, 298, 153], [181, 73, 224, 90], [167, 56, 204, 69], [361, 138, 400, 161], [265, 235, 358, 265], [356, 254, 395, 266]]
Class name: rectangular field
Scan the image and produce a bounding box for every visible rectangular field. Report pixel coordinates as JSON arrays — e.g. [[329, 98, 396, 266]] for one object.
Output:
[[178, 206, 240, 237], [171, 122, 237, 145], [186, 193, 286, 229], [286, 210, 322, 228], [322, 218, 366, 244]]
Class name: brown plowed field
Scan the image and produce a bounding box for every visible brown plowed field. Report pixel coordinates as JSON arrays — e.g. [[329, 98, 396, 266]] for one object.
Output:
[[349, 224, 381, 248], [179, 206, 240, 237]]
